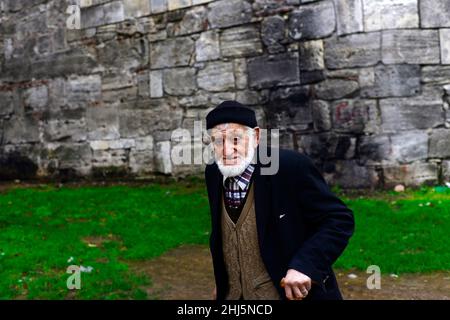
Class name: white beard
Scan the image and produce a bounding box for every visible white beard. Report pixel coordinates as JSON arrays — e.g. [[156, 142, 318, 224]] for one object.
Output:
[[216, 138, 256, 178]]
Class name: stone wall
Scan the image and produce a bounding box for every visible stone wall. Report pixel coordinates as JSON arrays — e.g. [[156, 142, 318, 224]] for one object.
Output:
[[0, 0, 449, 188]]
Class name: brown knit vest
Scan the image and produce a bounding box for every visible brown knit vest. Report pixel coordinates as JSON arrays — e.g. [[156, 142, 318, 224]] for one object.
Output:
[[221, 183, 281, 300]]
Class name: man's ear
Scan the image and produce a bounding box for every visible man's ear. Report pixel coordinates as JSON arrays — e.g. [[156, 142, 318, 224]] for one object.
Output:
[[254, 127, 260, 146]]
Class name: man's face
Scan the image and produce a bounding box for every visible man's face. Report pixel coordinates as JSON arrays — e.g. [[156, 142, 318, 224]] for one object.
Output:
[[209, 123, 260, 168]]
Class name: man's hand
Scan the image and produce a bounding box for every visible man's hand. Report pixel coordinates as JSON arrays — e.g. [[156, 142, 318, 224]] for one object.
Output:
[[212, 286, 217, 300], [280, 269, 312, 300]]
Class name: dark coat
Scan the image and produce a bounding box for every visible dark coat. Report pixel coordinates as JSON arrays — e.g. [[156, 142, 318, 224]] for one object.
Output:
[[205, 148, 355, 300]]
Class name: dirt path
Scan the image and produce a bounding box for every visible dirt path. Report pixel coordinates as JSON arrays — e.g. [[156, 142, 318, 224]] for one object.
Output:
[[129, 244, 450, 300]]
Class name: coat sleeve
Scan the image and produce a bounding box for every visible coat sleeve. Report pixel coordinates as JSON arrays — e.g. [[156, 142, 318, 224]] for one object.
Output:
[[287, 155, 355, 288]]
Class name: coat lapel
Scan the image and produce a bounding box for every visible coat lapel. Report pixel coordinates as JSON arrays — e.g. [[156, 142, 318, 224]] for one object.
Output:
[[207, 163, 223, 255], [253, 161, 272, 251]]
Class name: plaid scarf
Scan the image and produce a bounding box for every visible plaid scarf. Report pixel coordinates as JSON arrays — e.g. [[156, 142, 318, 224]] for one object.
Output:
[[223, 164, 255, 209]]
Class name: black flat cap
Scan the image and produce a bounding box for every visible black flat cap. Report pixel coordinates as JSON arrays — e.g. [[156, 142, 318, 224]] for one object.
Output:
[[206, 100, 257, 130]]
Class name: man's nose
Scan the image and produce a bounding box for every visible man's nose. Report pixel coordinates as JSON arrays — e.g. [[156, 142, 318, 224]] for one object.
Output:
[[223, 140, 237, 158]]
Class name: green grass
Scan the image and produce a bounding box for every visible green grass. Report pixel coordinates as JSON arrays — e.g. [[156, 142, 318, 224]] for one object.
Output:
[[0, 182, 449, 299], [335, 186, 450, 273], [0, 181, 210, 299]]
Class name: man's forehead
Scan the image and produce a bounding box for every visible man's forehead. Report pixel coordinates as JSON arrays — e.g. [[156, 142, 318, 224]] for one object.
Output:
[[211, 123, 248, 132]]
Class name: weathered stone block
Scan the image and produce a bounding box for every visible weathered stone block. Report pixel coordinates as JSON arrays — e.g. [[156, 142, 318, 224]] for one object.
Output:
[[134, 135, 154, 151], [311, 100, 331, 132], [195, 30, 220, 62], [360, 64, 420, 98], [297, 133, 356, 160], [334, 0, 363, 36], [326, 68, 360, 80], [168, 0, 191, 11], [420, 0, 450, 28], [440, 29, 450, 65], [300, 70, 325, 85], [163, 67, 196, 96], [102, 86, 137, 105], [174, 6, 207, 36], [181, 108, 210, 138], [92, 149, 128, 168], [445, 84, 450, 97], [288, 0, 335, 40], [363, 0, 418, 32], [331, 99, 378, 133], [197, 61, 235, 92], [2, 49, 98, 82], [267, 86, 312, 131], [150, 37, 194, 68], [275, 131, 295, 150], [315, 79, 359, 100], [44, 119, 87, 142], [261, 15, 286, 53], [299, 40, 324, 71], [220, 26, 263, 58], [87, 104, 120, 140], [0, 91, 16, 116], [137, 71, 150, 98], [101, 70, 134, 93], [236, 90, 268, 106], [193, 0, 214, 4], [150, 70, 163, 98], [422, 66, 450, 84], [151, 0, 167, 13], [443, 161, 450, 180], [52, 143, 92, 175], [124, 0, 151, 18], [112, 138, 136, 149], [209, 92, 237, 105], [67, 75, 102, 108], [429, 129, 450, 158], [248, 52, 299, 89], [380, 98, 445, 132], [178, 92, 210, 108], [79, 0, 94, 8], [23, 85, 48, 111], [382, 30, 440, 64], [119, 103, 183, 137], [105, 36, 149, 69], [81, 1, 125, 28], [358, 67, 375, 88], [3, 115, 40, 144], [233, 58, 248, 90], [208, 0, 252, 29], [330, 160, 379, 188], [324, 32, 380, 69], [129, 149, 154, 174], [358, 134, 392, 163], [390, 131, 429, 164], [89, 140, 110, 151], [104, 1, 125, 24], [252, 0, 300, 16], [383, 162, 438, 187], [155, 141, 172, 174]]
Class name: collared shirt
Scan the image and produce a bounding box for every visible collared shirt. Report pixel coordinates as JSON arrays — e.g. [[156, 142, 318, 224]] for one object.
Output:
[[223, 164, 255, 209]]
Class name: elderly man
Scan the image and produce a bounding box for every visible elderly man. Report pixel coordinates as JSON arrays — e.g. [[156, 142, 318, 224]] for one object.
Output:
[[204, 100, 355, 301]]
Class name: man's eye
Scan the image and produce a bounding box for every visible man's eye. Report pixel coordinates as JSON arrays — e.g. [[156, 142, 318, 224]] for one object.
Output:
[[212, 137, 223, 145]]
